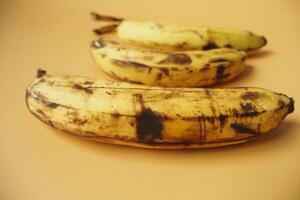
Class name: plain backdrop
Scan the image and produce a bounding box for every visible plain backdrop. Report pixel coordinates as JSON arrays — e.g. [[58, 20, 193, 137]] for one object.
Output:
[[0, 0, 299, 199]]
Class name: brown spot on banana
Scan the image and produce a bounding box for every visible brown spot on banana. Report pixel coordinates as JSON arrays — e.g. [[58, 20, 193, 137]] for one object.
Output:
[[134, 93, 163, 143], [240, 103, 262, 117], [73, 83, 94, 94], [111, 59, 149, 69], [216, 64, 226, 80], [158, 53, 192, 65], [230, 123, 260, 135], [240, 91, 262, 100], [202, 42, 218, 50]]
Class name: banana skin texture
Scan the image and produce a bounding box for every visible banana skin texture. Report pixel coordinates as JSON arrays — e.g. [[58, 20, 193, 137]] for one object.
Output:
[[90, 37, 246, 87], [91, 12, 267, 52], [25, 71, 294, 149]]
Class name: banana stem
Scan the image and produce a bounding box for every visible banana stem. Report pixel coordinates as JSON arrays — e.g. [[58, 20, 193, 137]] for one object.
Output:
[[91, 12, 123, 22], [93, 24, 119, 35]]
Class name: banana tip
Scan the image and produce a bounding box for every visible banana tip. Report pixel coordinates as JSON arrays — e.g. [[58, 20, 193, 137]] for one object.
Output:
[[288, 97, 295, 114], [37, 68, 47, 78], [262, 36, 267, 46]]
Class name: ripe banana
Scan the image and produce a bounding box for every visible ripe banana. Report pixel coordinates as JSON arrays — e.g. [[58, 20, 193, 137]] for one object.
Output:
[[25, 70, 294, 149], [90, 36, 246, 87], [91, 12, 267, 52]]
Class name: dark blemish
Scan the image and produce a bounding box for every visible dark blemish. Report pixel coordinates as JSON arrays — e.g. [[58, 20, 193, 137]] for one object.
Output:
[[224, 44, 233, 48], [210, 104, 216, 115], [176, 114, 182, 118], [216, 65, 226, 80], [147, 68, 152, 74], [158, 54, 192, 65], [241, 91, 262, 100], [241, 56, 246, 62], [230, 123, 259, 135], [36, 69, 47, 78], [105, 91, 112, 95], [287, 98, 294, 113], [156, 73, 163, 81], [219, 114, 227, 129], [200, 64, 210, 71], [109, 71, 122, 80], [129, 121, 134, 127], [240, 103, 260, 117], [36, 109, 45, 117], [111, 112, 121, 119], [277, 100, 285, 110], [209, 58, 228, 63], [205, 89, 212, 98], [73, 84, 93, 94], [83, 80, 94, 85], [136, 108, 163, 143], [126, 80, 143, 85], [202, 42, 218, 50], [46, 102, 59, 109], [91, 40, 105, 48], [176, 42, 189, 49], [160, 68, 170, 76], [112, 59, 149, 68], [48, 120, 55, 128], [73, 118, 88, 125], [135, 94, 163, 143], [93, 24, 119, 35]]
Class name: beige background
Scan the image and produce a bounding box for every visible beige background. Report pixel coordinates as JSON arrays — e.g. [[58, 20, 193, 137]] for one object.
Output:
[[1, 0, 300, 199]]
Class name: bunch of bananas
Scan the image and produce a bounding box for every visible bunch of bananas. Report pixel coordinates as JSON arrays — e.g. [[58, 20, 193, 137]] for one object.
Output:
[[25, 12, 294, 149]]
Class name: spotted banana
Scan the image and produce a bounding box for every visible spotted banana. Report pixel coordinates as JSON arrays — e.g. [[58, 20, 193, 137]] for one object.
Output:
[[90, 36, 246, 87], [25, 70, 294, 149], [91, 12, 267, 52]]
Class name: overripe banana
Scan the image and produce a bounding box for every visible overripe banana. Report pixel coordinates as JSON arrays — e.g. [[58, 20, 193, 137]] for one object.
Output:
[[91, 12, 267, 52], [25, 70, 294, 149], [90, 36, 246, 87]]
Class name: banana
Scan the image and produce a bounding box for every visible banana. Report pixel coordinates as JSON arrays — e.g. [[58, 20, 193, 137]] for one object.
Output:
[[25, 70, 294, 149], [91, 12, 267, 52], [90, 36, 246, 87]]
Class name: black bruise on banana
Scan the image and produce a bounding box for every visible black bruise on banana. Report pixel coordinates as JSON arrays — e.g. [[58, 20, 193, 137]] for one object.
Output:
[[202, 42, 218, 50], [230, 123, 260, 135], [111, 59, 149, 69], [240, 91, 262, 100], [240, 103, 262, 117], [156, 73, 163, 81], [160, 68, 170, 76], [224, 44, 233, 48], [72, 83, 94, 94], [135, 93, 163, 143], [158, 53, 192, 65], [216, 65, 227, 80]]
